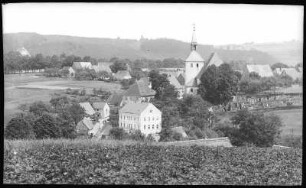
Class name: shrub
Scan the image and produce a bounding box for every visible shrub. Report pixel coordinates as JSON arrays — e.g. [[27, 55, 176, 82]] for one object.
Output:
[[5, 115, 35, 139], [109, 127, 126, 140], [33, 113, 62, 139]]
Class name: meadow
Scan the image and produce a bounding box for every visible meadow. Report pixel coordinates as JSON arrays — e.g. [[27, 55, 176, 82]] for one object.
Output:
[[4, 139, 302, 185], [4, 74, 122, 125]]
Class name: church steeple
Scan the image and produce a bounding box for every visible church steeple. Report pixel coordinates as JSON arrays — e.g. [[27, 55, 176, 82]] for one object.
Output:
[[191, 23, 197, 51]]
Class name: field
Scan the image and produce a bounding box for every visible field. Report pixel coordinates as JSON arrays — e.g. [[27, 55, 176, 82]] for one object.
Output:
[[216, 108, 303, 137], [4, 139, 302, 185], [4, 74, 122, 125]]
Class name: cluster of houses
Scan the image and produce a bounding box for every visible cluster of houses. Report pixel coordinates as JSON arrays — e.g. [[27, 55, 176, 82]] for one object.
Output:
[[72, 25, 302, 142], [61, 61, 132, 80]]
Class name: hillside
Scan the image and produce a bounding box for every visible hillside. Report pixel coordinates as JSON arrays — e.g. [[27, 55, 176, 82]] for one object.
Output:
[[4, 32, 278, 64]]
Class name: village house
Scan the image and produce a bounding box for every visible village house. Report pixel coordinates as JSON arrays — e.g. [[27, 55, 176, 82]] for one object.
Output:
[[279, 68, 302, 81], [107, 92, 125, 108], [119, 103, 162, 138], [165, 73, 184, 99], [72, 62, 93, 71], [114, 70, 132, 80], [246, 64, 274, 77], [121, 77, 156, 105], [61, 66, 75, 77], [92, 102, 110, 123]]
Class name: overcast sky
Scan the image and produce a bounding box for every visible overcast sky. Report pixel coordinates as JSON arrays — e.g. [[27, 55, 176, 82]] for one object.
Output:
[[2, 3, 304, 45]]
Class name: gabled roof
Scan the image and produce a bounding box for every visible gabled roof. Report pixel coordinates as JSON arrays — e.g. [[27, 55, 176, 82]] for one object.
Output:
[[114, 70, 132, 80], [171, 126, 188, 138], [92, 62, 113, 73], [80, 117, 95, 130], [185, 51, 205, 62], [125, 80, 156, 97], [177, 73, 185, 86], [107, 93, 124, 106], [281, 68, 302, 80], [246, 64, 274, 77], [205, 52, 223, 68], [79, 102, 95, 115], [120, 103, 156, 115], [73, 62, 92, 70], [168, 74, 183, 88], [92, 102, 107, 109]]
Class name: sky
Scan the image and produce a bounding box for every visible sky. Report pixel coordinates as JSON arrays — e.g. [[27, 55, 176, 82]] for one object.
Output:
[[2, 3, 304, 45]]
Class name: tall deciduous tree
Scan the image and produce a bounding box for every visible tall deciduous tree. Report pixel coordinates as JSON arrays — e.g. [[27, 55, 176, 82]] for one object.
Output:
[[33, 113, 62, 139], [198, 64, 239, 106], [5, 115, 35, 139]]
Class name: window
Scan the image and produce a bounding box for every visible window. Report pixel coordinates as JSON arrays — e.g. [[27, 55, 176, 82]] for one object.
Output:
[[144, 125, 146, 129], [191, 63, 193, 68], [148, 125, 150, 129], [152, 125, 154, 129], [150, 110, 153, 113], [197, 63, 199, 68], [157, 125, 159, 129], [190, 88, 193, 93]]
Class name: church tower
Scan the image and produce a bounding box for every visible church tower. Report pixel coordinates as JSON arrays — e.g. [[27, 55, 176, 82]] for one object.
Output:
[[184, 24, 205, 95]]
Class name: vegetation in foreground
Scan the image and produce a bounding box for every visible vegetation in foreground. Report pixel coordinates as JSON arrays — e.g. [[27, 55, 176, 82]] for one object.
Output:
[[4, 139, 302, 185]]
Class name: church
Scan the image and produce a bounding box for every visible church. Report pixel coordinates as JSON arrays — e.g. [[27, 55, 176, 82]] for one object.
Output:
[[184, 25, 224, 95]]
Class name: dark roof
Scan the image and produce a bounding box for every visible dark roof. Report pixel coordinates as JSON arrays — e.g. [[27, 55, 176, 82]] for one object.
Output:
[[92, 102, 107, 109], [176, 73, 185, 86], [107, 93, 124, 106], [120, 103, 152, 114], [125, 80, 156, 97]]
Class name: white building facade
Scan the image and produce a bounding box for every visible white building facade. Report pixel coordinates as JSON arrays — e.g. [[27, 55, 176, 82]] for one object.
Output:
[[119, 103, 162, 136]]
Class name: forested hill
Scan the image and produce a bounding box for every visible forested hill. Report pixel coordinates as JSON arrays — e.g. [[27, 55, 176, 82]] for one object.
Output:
[[4, 32, 278, 64]]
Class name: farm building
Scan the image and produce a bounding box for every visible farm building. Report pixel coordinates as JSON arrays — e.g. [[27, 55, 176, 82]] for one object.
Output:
[[114, 70, 132, 80], [122, 78, 156, 104], [119, 103, 162, 137], [92, 102, 110, 122], [246, 64, 274, 77], [62, 66, 75, 77], [72, 62, 93, 70], [92, 62, 113, 73], [107, 92, 125, 107], [171, 126, 188, 138], [280, 68, 302, 81]]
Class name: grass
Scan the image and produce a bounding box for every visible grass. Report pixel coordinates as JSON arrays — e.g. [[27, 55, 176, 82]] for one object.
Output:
[[4, 74, 122, 126], [216, 108, 303, 137]]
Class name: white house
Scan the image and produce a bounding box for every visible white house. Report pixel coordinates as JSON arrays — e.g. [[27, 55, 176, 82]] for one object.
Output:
[[72, 62, 93, 70], [92, 102, 110, 123], [119, 103, 162, 136]]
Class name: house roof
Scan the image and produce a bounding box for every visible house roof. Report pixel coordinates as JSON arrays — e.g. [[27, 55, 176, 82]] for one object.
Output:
[[171, 126, 188, 138], [72, 62, 92, 70], [177, 73, 185, 85], [246, 64, 274, 77], [205, 52, 223, 68], [79, 102, 95, 115], [114, 70, 132, 79], [92, 62, 113, 73], [101, 122, 112, 135], [92, 102, 107, 109], [125, 80, 156, 97], [80, 117, 95, 130], [185, 51, 205, 62], [168, 74, 183, 88], [281, 68, 302, 80], [119, 102, 152, 115], [107, 93, 124, 106]]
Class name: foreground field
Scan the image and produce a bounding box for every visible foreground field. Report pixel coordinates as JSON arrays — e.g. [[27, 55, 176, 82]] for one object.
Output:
[[4, 139, 302, 185], [4, 74, 122, 125]]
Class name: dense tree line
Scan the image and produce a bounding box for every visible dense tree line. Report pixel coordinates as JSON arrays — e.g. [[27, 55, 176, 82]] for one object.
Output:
[[4, 51, 184, 73]]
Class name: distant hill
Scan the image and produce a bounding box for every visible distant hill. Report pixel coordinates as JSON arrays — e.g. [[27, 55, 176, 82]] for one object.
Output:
[[4, 32, 279, 65]]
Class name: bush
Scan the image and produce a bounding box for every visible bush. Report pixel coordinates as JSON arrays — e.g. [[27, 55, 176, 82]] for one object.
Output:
[[33, 113, 62, 139], [129, 130, 145, 141], [5, 116, 35, 140], [109, 127, 126, 140]]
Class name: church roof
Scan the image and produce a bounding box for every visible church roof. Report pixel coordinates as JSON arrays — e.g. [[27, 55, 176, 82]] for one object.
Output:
[[205, 52, 224, 68], [177, 73, 185, 85], [168, 74, 183, 88], [185, 51, 205, 62]]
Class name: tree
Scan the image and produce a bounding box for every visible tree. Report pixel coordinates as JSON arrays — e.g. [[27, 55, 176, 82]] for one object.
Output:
[[29, 101, 52, 116], [198, 64, 239, 106], [230, 110, 283, 147], [33, 113, 62, 139], [271, 62, 289, 70], [109, 127, 126, 140], [66, 102, 86, 125], [129, 130, 145, 141], [110, 60, 128, 73], [5, 115, 35, 139], [50, 95, 70, 111], [249, 72, 261, 80]]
